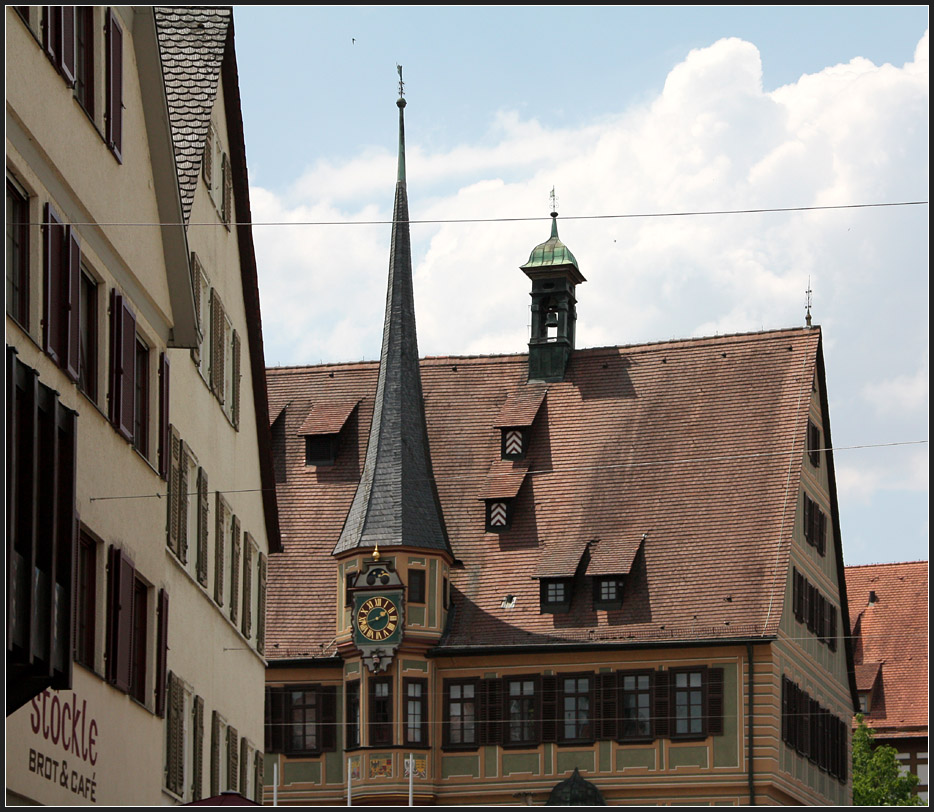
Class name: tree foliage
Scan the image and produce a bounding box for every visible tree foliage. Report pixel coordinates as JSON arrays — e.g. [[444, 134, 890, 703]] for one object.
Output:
[[852, 714, 925, 806]]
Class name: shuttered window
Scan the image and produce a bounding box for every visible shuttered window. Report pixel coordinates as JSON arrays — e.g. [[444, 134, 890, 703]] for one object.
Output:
[[214, 494, 229, 606], [78, 268, 99, 402], [73, 6, 94, 114], [155, 589, 169, 717], [229, 516, 241, 625], [807, 419, 821, 467], [43, 203, 81, 381], [192, 696, 204, 801], [227, 725, 239, 791], [197, 468, 210, 587], [133, 336, 150, 456], [7, 178, 30, 329], [257, 554, 267, 655], [265, 685, 339, 755], [158, 353, 170, 478], [780, 675, 847, 782], [74, 530, 98, 670], [108, 290, 136, 442], [242, 536, 254, 638]]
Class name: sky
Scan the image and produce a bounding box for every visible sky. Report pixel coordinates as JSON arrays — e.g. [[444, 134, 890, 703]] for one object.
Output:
[[230, 6, 929, 569]]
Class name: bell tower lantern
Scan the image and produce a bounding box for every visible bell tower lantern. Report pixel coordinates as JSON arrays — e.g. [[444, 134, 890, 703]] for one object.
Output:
[[521, 197, 585, 382]]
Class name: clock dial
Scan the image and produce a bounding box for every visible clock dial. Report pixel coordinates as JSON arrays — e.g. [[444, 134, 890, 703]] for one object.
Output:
[[356, 596, 400, 641]]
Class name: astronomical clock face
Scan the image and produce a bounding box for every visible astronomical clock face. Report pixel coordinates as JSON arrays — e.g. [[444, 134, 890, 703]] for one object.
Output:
[[355, 595, 400, 642]]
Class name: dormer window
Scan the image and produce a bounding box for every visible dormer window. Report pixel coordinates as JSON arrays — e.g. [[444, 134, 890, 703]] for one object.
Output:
[[593, 576, 624, 610], [540, 578, 572, 614], [298, 399, 358, 468]]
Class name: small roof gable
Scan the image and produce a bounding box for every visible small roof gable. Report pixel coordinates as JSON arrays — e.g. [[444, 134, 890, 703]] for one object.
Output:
[[854, 662, 882, 692], [478, 460, 529, 500], [297, 400, 358, 436], [494, 385, 547, 428]]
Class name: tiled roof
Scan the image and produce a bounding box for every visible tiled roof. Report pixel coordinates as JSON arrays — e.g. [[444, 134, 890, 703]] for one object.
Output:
[[266, 327, 822, 657], [845, 561, 928, 737], [494, 385, 547, 427], [154, 7, 229, 224], [854, 661, 882, 692], [478, 459, 529, 500], [297, 400, 358, 436]]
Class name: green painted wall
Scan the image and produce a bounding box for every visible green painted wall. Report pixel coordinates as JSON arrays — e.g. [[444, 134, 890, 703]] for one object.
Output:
[[669, 745, 708, 769], [556, 750, 595, 775], [616, 747, 656, 771], [713, 662, 739, 768], [283, 760, 320, 785], [441, 754, 480, 779], [503, 752, 540, 776]]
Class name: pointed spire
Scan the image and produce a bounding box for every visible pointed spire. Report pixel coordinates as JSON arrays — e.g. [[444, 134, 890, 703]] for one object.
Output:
[[333, 74, 452, 559]]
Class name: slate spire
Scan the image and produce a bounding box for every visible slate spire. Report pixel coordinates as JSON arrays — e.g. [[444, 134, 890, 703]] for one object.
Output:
[[332, 74, 452, 558]]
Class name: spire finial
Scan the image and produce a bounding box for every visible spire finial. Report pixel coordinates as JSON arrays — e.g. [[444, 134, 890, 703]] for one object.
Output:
[[549, 187, 559, 238], [395, 65, 406, 182], [805, 277, 813, 327]]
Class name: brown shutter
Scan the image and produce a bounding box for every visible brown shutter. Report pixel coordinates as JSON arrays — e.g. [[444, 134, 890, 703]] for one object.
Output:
[[158, 354, 170, 479], [210, 290, 224, 399], [190, 253, 203, 367], [119, 297, 136, 440], [597, 672, 618, 741], [828, 606, 837, 652], [165, 673, 179, 793], [229, 516, 241, 624], [214, 494, 225, 605], [210, 711, 221, 797], [241, 536, 253, 638], [256, 554, 267, 655], [653, 670, 670, 739], [253, 749, 264, 804], [60, 6, 75, 85], [168, 427, 181, 555], [197, 468, 209, 587], [105, 9, 123, 160], [227, 725, 239, 791], [178, 443, 189, 565], [239, 737, 249, 795], [707, 667, 724, 735], [267, 687, 285, 753], [108, 289, 122, 426], [155, 589, 169, 717], [479, 678, 502, 745], [222, 152, 232, 226], [231, 330, 241, 429], [172, 677, 185, 793], [818, 511, 827, 556], [43, 203, 66, 366], [192, 695, 204, 801], [321, 685, 337, 751], [541, 675, 557, 743], [202, 127, 213, 187], [107, 545, 135, 692], [65, 226, 81, 381]]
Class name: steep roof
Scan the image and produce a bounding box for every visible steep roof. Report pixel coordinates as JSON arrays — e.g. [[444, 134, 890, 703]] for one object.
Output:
[[266, 327, 822, 658], [153, 7, 229, 224], [845, 561, 928, 737]]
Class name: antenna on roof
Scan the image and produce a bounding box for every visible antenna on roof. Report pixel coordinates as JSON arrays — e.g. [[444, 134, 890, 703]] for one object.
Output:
[[805, 277, 813, 328]]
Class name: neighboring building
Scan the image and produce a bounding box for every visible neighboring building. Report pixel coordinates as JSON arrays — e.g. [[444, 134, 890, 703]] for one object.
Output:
[[845, 561, 929, 802], [6, 7, 279, 805], [262, 87, 858, 805]]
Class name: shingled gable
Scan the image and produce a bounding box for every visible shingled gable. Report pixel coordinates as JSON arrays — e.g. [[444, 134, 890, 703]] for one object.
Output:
[[330, 91, 452, 559], [154, 7, 281, 552], [265, 327, 842, 657]]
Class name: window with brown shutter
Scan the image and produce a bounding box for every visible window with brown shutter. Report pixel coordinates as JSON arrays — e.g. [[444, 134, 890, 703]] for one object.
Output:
[[129, 576, 148, 703], [192, 696, 204, 801], [42, 7, 75, 85], [231, 330, 241, 429], [74, 7, 94, 115], [197, 468, 210, 587], [105, 9, 123, 161], [74, 530, 98, 670], [239, 737, 249, 796], [214, 493, 227, 606], [43, 203, 81, 381], [78, 268, 98, 401], [257, 554, 267, 655], [155, 589, 169, 717], [133, 336, 150, 456], [165, 673, 183, 795], [595, 672, 618, 742], [7, 178, 30, 329], [253, 749, 264, 804], [229, 516, 241, 624], [222, 152, 233, 227], [158, 353, 169, 478], [109, 290, 136, 441], [241, 536, 254, 638], [106, 544, 135, 692]]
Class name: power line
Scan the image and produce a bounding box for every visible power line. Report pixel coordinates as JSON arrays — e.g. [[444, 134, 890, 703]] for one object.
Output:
[[85, 439, 927, 502], [24, 199, 929, 229]]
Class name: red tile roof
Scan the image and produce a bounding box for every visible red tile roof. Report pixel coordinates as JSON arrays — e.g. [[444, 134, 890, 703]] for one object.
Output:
[[266, 327, 823, 658], [494, 385, 547, 427], [477, 459, 530, 500], [297, 400, 358, 436], [845, 561, 928, 737]]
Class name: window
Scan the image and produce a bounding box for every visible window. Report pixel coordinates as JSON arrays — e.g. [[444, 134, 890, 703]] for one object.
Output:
[[242, 535, 256, 639], [620, 671, 653, 740], [506, 678, 539, 746], [228, 513, 242, 626], [781, 676, 848, 782], [6, 351, 77, 713], [210, 712, 228, 796], [593, 576, 624, 610], [370, 677, 393, 747], [6, 177, 30, 328], [444, 681, 478, 748], [345, 570, 357, 607], [42, 6, 75, 85], [105, 8, 123, 160], [203, 124, 233, 226], [109, 290, 137, 441], [165, 674, 201, 801], [803, 493, 827, 555], [560, 675, 593, 743], [74, 6, 94, 115], [405, 678, 429, 746], [807, 419, 821, 467], [409, 569, 426, 604], [501, 428, 526, 460], [672, 669, 705, 737], [78, 268, 98, 400], [208, 288, 241, 427], [540, 578, 572, 614], [265, 685, 337, 755], [305, 434, 338, 466], [346, 681, 361, 749], [214, 493, 230, 606], [792, 567, 837, 649], [75, 530, 98, 670], [133, 336, 150, 456], [191, 254, 210, 378]]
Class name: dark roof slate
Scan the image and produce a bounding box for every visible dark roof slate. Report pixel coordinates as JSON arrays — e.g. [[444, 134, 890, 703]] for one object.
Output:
[[153, 7, 229, 224], [266, 327, 823, 657]]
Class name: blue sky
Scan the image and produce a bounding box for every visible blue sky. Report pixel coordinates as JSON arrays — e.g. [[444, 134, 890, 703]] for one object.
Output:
[[230, 6, 928, 568]]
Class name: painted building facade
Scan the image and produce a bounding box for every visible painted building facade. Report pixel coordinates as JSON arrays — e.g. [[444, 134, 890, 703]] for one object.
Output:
[[260, 87, 858, 805], [6, 7, 278, 805]]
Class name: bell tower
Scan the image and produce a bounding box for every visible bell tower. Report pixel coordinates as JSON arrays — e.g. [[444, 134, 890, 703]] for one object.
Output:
[[521, 194, 586, 382]]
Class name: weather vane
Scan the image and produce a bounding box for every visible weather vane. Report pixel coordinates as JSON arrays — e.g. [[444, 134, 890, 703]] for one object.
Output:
[[550, 186, 558, 215], [805, 277, 813, 327], [397, 64, 404, 99]]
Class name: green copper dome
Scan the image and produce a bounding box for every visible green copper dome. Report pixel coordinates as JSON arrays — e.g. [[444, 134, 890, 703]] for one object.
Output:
[[521, 212, 579, 271]]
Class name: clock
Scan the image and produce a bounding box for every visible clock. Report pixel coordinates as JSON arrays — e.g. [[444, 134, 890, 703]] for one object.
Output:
[[355, 595, 400, 642]]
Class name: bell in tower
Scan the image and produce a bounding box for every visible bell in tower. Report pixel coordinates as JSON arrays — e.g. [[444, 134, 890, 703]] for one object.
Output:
[[521, 196, 586, 382]]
